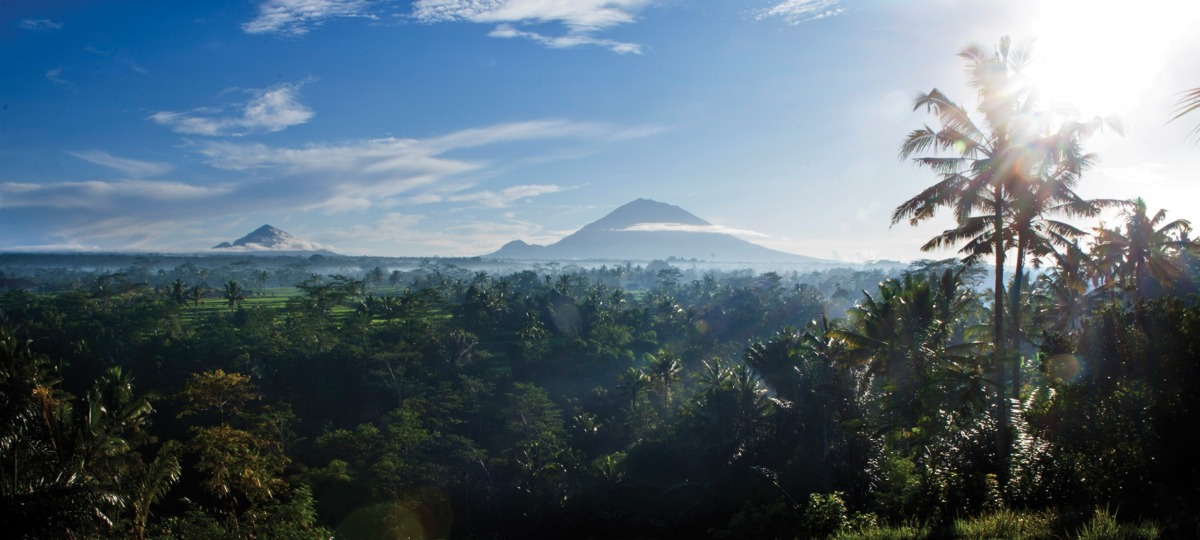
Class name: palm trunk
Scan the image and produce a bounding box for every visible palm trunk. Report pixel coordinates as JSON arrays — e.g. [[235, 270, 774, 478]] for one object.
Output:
[[1010, 233, 1026, 402], [992, 187, 1008, 486]]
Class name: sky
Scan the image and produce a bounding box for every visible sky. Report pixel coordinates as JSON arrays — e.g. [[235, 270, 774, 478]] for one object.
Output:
[[2, 0, 1199, 262]]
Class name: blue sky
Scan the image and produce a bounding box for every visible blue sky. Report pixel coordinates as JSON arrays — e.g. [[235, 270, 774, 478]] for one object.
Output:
[[3, 0, 1199, 261]]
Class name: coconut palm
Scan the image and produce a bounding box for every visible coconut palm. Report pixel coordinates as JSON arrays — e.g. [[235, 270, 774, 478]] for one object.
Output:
[[1093, 197, 1196, 300], [892, 38, 1036, 444], [222, 280, 246, 312], [893, 37, 1114, 472], [1002, 119, 1120, 388], [169, 279, 188, 305], [1031, 242, 1098, 335], [843, 272, 983, 404], [642, 351, 682, 414]]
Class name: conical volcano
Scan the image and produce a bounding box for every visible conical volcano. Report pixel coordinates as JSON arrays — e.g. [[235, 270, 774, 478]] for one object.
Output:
[[486, 199, 825, 262], [212, 225, 325, 251]]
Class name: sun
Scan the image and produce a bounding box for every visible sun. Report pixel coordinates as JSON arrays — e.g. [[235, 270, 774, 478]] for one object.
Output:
[[1023, 0, 1200, 118]]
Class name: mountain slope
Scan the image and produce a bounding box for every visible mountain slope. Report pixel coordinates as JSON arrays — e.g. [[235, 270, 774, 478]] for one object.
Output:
[[212, 225, 326, 252], [486, 199, 827, 263]]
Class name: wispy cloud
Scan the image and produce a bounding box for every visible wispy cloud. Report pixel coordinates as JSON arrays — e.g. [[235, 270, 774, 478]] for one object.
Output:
[[412, 0, 650, 54], [621, 223, 771, 238], [51, 216, 193, 250], [436, 184, 568, 208], [85, 45, 151, 74], [488, 24, 641, 54], [329, 211, 565, 255], [19, 18, 63, 32], [197, 119, 613, 172], [756, 0, 845, 24], [125, 60, 149, 74], [192, 119, 617, 210], [149, 81, 314, 136], [67, 150, 173, 178], [0, 180, 229, 209], [243, 0, 376, 37], [45, 68, 69, 85]]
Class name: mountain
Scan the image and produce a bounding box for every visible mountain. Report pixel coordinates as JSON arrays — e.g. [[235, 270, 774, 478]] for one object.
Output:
[[486, 199, 829, 263], [212, 225, 327, 252]]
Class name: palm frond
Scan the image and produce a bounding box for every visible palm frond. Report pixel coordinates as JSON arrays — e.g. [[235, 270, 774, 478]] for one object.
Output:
[[1168, 87, 1200, 139]]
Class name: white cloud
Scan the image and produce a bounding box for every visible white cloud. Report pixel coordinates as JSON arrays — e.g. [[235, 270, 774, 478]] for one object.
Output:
[[757, 0, 845, 24], [191, 119, 617, 212], [620, 223, 771, 238], [0, 242, 103, 253], [67, 150, 172, 177], [211, 238, 328, 252], [447, 184, 567, 208], [243, 0, 376, 37], [50, 217, 187, 249], [412, 0, 650, 53], [424, 119, 610, 150], [329, 211, 564, 256], [19, 19, 63, 31], [45, 68, 69, 85], [149, 81, 314, 136], [198, 120, 609, 173], [0, 180, 229, 209], [488, 24, 641, 54], [195, 138, 478, 177]]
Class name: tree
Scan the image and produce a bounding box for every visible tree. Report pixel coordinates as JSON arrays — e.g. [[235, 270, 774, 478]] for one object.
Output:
[[892, 40, 1034, 473], [222, 280, 245, 312], [169, 279, 189, 306], [833, 270, 985, 437], [177, 369, 261, 426], [1093, 197, 1195, 300], [1003, 117, 1116, 389], [641, 351, 682, 416], [365, 266, 387, 289], [1, 329, 179, 539], [892, 36, 1108, 477]]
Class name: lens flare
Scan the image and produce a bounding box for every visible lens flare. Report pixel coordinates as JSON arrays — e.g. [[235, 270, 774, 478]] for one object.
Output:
[[1044, 353, 1082, 384], [337, 489, 453, 540]]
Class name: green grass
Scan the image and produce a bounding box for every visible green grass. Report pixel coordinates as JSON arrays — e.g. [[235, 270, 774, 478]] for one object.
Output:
[[833, 508, 1158, 540], [179, 287, 303, 322], [952, 508, 1056, 539], [835, 521, 930, 540], [1073, 508, 1160, 540]]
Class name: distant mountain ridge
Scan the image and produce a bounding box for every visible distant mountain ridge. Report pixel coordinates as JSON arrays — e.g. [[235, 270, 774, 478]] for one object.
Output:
[[212, 225, 327, 252], [486, 199, 830, 263]]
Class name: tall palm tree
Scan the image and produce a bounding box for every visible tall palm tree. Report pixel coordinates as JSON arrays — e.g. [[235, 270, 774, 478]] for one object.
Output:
[[641, 351, 682, 414], [222, 280, 246, 312], [1093, 198, 1195, 300], [893, 38, 1036, 345], [893, 37, 1115, 472], [1031, 242, 1097, 335], [169, 279, 188, 305], [893, 36, 1035, 472], [1003, 118, 1118, 388]]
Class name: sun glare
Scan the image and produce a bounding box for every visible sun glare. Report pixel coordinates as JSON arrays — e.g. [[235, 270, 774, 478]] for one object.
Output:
[[1025, 0, 1200, 118]]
